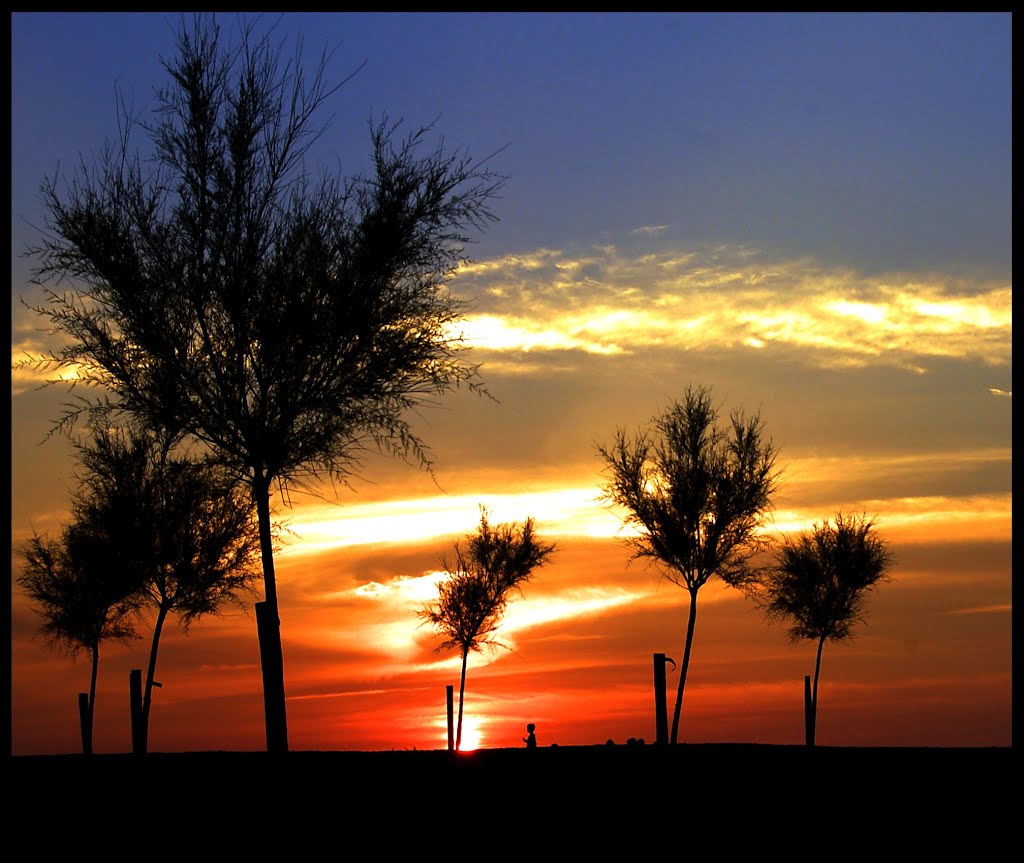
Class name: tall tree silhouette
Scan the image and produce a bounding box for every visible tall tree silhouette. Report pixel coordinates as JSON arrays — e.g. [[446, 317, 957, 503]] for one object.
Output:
[[420, 508, 556, 750], [753, 512, 894, 745], [17, 502, 144, 754], [22, 13, 503, 752], [598, 384, 780, 745], [73, 422, 262, 754]]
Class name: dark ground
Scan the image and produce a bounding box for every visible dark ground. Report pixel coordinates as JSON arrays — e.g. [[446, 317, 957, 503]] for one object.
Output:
[[9, 743, 1013, 838]]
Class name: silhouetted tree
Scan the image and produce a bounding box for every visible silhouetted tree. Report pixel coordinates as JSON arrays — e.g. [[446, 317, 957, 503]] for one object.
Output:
[[597, 384, 780, 745], [22, 13, 503, 751], [753, 512, 894, 745], [420, 508, 556, 750], [73, 422, 262, 754], [18, 513, 143, 754]]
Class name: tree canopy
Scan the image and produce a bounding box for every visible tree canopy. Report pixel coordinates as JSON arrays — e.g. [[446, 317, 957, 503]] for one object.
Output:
[[598, 384, 780, 744], [759, 512, 894, 644], [754, 511, 894, 745], [18, 445, 146, 754], [421, 508, 556, 750], [19, 523, 141, 662], [71, 422, 263, 753], [22, 12, 505, 752], [72, 424, 263, 631]]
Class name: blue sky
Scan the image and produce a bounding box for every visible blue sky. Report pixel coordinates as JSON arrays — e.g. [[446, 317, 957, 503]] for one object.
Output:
[[12, 12, 1011, 279], [10, 13, 1012, 753]]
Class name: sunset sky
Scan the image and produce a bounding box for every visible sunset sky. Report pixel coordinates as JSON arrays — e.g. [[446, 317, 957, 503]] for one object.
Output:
[[10, 12, 1011, 755]]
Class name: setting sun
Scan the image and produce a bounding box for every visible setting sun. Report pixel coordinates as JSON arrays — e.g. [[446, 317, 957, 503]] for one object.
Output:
[[457, 723, 482, 753]]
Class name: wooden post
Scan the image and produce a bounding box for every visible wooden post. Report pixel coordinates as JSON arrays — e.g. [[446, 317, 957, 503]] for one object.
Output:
[[446, 684, 455, 751], [130, 668, 144, 755], [78, 692, 91, 755], [256, 601, 289, 753], [804, 674, 815, 747], [654, 653, 669, 745]]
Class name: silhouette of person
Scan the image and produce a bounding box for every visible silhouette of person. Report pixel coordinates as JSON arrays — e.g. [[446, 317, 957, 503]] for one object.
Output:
[[523, 722, 537, 749]]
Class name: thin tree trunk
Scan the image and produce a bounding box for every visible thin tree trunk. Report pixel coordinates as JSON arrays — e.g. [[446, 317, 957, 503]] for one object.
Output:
[[254, 469, 279, 612], [253, 468, 288, 753], [86, 643, 99, 755], [140, 603, 170, 755], [811, 635, 825, 747], [670, 586, 700, 745], [456, 648, 468, 751]]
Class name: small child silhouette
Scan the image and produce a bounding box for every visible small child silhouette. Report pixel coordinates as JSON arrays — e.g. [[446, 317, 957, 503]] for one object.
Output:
[[523, 722, 537, 749]]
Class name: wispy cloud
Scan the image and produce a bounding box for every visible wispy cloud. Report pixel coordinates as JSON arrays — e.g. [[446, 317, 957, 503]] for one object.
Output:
[[10, 340, 90, 397], [278, 456, 1012, 556], [278, 487, 630, 556], [13, 240, 1011, 393], [942, 604, 1012, 616], [772, 494, 1012, 545], [449, 244, 1011, 374]]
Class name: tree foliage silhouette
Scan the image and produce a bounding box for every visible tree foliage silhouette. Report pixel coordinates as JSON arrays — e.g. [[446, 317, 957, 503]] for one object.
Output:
[[754, 511, 894, 745], [22, 13, 503, 751], [420, 508, 556, 750], [17, 485, 145, 754], [73, 421, 262, 754], [598, 384, 780, 745]]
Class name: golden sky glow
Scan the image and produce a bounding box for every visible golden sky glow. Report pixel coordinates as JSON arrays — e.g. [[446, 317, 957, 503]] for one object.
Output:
[[11, 236, 1011, 755], [447, 246, 1011, 374], [10, 11, 1011, 758], [278, 485, 1011, 558], [13, 245, 1010, 395]]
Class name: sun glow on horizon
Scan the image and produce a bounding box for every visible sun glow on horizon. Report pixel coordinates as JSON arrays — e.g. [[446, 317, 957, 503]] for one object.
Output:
[[456, 724, 482, 752], [425, 714, 483, 752]]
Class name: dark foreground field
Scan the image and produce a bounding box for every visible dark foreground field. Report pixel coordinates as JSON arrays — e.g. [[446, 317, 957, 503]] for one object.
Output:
[[9, 743, 1013, 839]]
